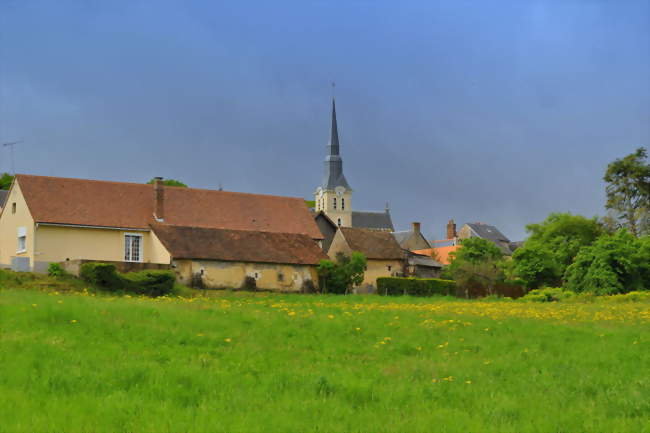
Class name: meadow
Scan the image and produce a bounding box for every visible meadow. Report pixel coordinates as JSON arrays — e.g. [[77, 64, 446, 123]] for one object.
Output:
[[1, 287, 649, 433]]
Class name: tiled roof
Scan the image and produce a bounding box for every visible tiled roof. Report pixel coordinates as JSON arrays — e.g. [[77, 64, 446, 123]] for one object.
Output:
[[15, 174, 322, 239], [351, 211, 394, 231], [413, 245, 461, 266], [152, 224, 328, 265], [339, 227, 404, 260], [408, 253, 443, 268]]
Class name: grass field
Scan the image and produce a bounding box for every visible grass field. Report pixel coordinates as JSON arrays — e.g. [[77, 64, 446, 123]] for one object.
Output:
[[1, 288, 649, 433]]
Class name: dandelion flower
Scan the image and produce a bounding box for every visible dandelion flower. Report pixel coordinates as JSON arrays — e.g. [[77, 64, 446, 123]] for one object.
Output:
[[70, 320, 77, 324], [355, 327, 361, 331], [465, 380, 472, 384], [327, 314, 334, 319], [224, 338, 232, 343]]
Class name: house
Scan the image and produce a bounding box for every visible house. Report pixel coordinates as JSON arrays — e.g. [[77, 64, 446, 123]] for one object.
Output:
[[327, 226, 404, 292], [414, 243, 461, 266], [151, 224, 327, 291], [392, 222, 431, 251], [404, 251, 443, 278], [313, 98, 394, 231], [458, 222, 516, 255], [313, 211, 338, 253], [0, 174, 323, 282]]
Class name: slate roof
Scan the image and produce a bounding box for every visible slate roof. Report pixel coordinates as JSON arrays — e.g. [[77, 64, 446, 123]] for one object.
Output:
[[339, 227, 404, 260], [152, 224, 328, 265], [408, 253, 443, 268], [391, 231, 411, 245], [351, 211, 394, 231], [14, 174, 322, 239], [466, 223, 510, 244], [0, 190, 7, 208]]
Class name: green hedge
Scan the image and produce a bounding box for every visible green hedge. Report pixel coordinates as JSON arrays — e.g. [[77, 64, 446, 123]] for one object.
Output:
[[377, 277, 456, 297], [80, 263, 175, 297]]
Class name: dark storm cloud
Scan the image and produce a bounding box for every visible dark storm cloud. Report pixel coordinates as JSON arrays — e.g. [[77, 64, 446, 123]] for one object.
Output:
[[0, 0, 648, 240]]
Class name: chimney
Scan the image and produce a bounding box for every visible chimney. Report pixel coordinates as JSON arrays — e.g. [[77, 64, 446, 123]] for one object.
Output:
[[412, 222, 421, 234], [447, 219, 457, 239], [153, 177, 164, 221]]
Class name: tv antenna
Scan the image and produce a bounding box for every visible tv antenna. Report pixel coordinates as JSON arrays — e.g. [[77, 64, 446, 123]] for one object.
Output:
[[1, 140, 23, 174]]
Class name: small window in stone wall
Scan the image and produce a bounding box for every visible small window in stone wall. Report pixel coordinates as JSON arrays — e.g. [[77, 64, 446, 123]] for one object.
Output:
[[277, 273, 284, 282], [12, 203, 16, 214]]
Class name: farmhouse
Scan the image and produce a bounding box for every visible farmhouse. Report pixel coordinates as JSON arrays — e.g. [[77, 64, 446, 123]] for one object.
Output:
[[151, 224, 327, 291], [327, 226, 404, 291], [0, 174, 323, 290]]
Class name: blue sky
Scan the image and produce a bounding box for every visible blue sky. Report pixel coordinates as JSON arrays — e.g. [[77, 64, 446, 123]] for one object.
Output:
[[0, 0, 648, 240]]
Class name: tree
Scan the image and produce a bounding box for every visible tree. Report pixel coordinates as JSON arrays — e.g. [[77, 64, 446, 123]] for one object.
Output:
[[512, 213, 604, 288], [565, 229, 650, 294], [448, 237, 505, 296], [317, 252, 367, 294], [0, 172, 14, 190], [147, 178, 188, 187], [603, 147, 650, 237]]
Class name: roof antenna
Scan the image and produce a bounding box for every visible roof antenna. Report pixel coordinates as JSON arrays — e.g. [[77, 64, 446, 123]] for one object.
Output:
[[1, 140, 23, 174]]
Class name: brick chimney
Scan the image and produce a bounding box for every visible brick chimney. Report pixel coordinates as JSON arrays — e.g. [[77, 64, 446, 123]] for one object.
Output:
[[447, 219, 457, 239], [412, 222, 421, 234], [153, 177, 164, 221]]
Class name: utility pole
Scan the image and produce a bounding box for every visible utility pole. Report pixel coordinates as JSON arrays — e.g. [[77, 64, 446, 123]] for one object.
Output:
[[1, 140, 23, 174]]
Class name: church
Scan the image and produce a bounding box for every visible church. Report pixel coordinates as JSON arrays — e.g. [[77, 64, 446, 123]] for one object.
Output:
[[314, 99, 394, 231]]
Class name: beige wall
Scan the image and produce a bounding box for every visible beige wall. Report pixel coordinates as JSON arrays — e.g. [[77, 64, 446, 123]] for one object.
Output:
[[362, 259, 403, 288], [0, 180, 171, 272], [0, 182, 35, 269], [174, 259, 318, 292]]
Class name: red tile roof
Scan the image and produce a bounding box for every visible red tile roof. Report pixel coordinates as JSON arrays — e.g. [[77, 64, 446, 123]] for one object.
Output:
[[16, 174, 322, 239], [152, 224, 328, 265], [413, 245, 461, 265]]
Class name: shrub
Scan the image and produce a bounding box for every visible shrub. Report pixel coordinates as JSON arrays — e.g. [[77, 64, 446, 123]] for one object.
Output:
[[377, 277, 456, 297], [121, 270, 175, 297], [79, 263, 122, 290], [520, 287, 574, 302], [79, 262, 175, 296], [301, 279, 318, 294], [47, 263, 67, 277]]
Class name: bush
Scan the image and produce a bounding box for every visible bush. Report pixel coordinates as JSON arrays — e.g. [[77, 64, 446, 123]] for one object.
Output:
[[121, 270, 175, 297], [520, 287, 574, 302], [47, 263, 67, 277], [80, 263, 122, 290], [301, 279, 318, 294], [377, 277, 456, 297], [79, 262, 175, 297]]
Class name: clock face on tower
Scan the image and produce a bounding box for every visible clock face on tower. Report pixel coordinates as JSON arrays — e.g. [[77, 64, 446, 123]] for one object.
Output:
[[335, 186, 345, 196]]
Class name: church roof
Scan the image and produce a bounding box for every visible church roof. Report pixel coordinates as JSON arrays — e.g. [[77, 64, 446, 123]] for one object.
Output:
[[351, 211, 394, 231], [321, 99, 351, 190]]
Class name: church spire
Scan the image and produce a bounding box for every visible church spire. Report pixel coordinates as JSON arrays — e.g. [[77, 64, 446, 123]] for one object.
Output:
[[322, 97, 351, 190]]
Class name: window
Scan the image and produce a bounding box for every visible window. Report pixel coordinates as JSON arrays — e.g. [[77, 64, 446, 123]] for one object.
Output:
[[333, 198, 337, 209], [387, 265, 392, 272], [342, 198, 345, 210], [12, 203, 16, 214], [124, 234, 143, 262], [278, 273, 284, 282], [17, 227, 26, 253], [337, 218, 341, 226]]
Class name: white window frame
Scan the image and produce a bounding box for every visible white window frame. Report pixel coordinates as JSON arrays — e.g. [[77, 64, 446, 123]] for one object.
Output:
[[16, 227, 26, 254], [124, 233, 143, 263]]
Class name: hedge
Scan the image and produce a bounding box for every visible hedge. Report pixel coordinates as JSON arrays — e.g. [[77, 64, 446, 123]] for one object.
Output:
[[377, 277, 456, 297], [80, 262, 175, 297]]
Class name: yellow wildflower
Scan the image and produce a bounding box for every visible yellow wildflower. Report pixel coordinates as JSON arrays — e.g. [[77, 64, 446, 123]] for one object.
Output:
[[224, 338, 232, 343]]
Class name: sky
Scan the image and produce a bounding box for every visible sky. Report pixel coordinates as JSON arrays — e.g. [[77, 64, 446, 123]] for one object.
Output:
[[0, 0, 648, 241]]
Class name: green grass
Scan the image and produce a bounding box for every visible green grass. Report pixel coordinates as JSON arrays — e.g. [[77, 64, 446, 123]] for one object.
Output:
[[1, 288, 649, 433]]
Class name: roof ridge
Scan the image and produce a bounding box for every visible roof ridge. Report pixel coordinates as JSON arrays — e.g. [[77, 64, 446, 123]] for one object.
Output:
[[151, 223, 314, 238], [16, 173, 305, 201]]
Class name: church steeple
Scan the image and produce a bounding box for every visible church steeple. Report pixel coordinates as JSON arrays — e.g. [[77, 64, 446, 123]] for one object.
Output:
[[322, 98, 351, 190]]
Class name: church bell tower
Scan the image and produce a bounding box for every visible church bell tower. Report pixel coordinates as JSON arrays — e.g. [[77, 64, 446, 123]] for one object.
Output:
[[314, 98, 353, 227]]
